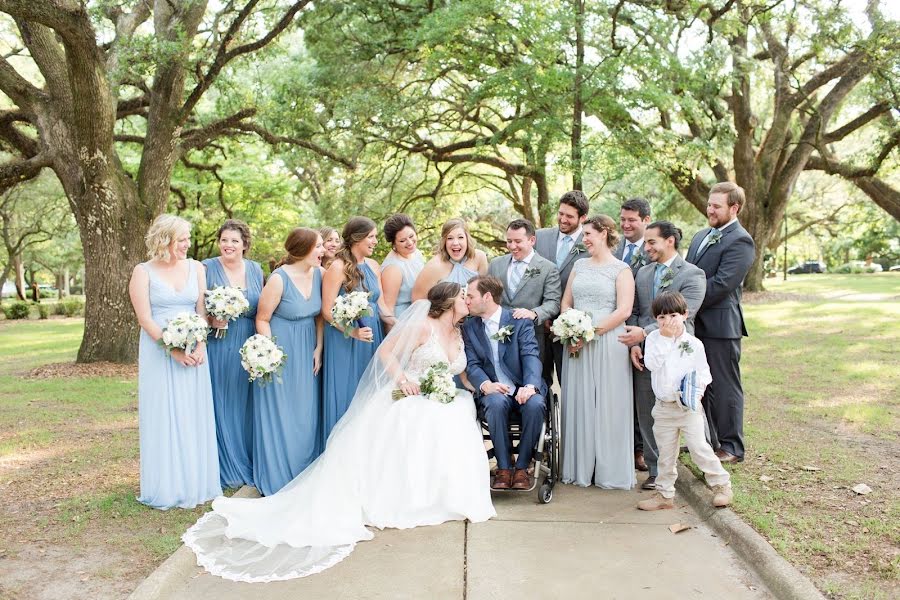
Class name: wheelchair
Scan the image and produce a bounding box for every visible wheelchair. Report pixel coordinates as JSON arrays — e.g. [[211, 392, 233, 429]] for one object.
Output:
[[481, 392, 561, 503]]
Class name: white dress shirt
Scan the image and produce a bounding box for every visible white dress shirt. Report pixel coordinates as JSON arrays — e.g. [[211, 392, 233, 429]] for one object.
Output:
[[643, 329, 712, 403]]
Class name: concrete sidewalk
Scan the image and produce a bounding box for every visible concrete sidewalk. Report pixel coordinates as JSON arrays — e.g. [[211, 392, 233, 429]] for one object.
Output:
[[135, 477, 772, 599]]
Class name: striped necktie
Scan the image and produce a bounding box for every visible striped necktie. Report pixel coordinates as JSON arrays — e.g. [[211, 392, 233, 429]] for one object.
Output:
[[508, 260, 525, 295]]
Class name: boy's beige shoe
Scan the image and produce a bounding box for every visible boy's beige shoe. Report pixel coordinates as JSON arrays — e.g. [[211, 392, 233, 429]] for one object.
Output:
[[712, 484, 733, 508], [637, 492, 674, 511]]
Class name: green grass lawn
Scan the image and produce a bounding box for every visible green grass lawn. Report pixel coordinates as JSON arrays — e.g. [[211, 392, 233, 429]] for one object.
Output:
[[0, 318, 216, 599], [704, 273, 900, 599]]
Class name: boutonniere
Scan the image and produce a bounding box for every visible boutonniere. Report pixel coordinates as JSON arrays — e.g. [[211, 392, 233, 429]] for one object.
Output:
[[658, 267, 675, 290], [678, 340, 694, 356], [524, 266, 541, 279], [630, 250, 648, 268], [491, 325, 514, 343], [570, 242, 587, 255], [707, 230, 723, 246]]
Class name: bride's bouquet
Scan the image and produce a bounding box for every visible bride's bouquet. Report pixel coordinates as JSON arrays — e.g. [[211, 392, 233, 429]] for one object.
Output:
[[239, 334, 287, 385], [551, 309, 595, 358], [392, 362, 457, 404], [159, 312, 209, 354], [204, 286, 250, 338], [331, 290, 373, 339]]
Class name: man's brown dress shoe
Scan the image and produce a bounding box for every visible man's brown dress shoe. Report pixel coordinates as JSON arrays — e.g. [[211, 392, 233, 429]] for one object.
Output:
[[511, 469, 531, 490], [635, 450, 648, 472], [716, 449, 744, 464], [492, 469, 513, 490]]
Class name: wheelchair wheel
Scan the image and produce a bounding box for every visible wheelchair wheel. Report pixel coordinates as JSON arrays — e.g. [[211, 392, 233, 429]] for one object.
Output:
[[550, 393, 561, 478], [538, 482, 553, 504]]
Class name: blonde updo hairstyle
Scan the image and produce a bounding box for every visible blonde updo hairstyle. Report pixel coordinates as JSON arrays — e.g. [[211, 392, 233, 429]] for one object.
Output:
[[145, 214, 191, 261], [584, 214, 620, 249], [438, 218, 476, 263]]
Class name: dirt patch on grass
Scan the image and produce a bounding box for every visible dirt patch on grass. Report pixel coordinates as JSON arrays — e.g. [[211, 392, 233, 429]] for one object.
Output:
[[25, 362, 138, 380]]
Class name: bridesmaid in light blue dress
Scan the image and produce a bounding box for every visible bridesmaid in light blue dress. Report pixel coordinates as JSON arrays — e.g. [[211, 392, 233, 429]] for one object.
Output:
[[128, 214, 220, 509], [253, 228, 325, 496], [381, 213, 425, 319], [321, 217, 396, 444], [411, 217, 488, 302], [560, 215, 636, 489], [202, 220, 263, 489]]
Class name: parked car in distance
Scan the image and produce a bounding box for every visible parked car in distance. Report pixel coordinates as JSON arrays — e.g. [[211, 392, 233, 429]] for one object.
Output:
[[1, 281, 15, 298], [787, 260, 826, 274], [834, 260, 883, 273], [890, 265, 900, 272]]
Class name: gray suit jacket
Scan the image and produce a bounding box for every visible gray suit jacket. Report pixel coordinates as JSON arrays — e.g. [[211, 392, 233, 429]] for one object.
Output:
[[487, 252, 561, 326], [627, 254, 707, 338], [685, 221, 755, 339], [613, 238, 650, 278], [534, 227, 588, 294]]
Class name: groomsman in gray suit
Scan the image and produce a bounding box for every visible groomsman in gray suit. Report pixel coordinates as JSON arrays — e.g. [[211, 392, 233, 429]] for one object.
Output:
[[686, 182, 755, 464], [612, 196, 652, 467], [534, 191, 590, 384], [488, 219, 561, 365], [613, 197, 653, 277], [619, 221, 707, 489]]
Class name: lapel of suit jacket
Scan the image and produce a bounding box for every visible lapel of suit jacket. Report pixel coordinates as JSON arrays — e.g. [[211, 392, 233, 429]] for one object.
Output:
[[510, 254, 542, 302], [559, 230, 584, 272], [497, 308, 513, 370], [639, 263, 655, 307], [614, 238, 625, 261], [498, 254, 514, 303], [470, 317, 497, 378], [696, 221, 739, 262], [690, 227, 712, 262]]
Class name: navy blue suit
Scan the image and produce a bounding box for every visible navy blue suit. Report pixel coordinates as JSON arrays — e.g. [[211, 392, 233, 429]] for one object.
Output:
[[686, 220, 755, 458], [463, 308, 547, 471]]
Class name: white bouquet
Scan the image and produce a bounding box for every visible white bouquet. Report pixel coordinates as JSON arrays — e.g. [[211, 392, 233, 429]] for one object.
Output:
[[331, 290, 373, 338], [239, 334, 287, 385], [159, 312, 209, 354], [551, 309, 595, 357], [392, 362, 456, 403], [204, 286, 250, 338]]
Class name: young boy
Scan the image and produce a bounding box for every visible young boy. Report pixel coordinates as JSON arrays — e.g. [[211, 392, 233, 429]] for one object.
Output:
[[637, 291, 733, 511]]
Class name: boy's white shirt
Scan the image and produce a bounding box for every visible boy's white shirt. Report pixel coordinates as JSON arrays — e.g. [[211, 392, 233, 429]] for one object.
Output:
[[643, 329, 712, 402]]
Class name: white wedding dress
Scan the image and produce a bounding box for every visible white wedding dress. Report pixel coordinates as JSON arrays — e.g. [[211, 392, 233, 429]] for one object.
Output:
[[183, 302, 495, 582]]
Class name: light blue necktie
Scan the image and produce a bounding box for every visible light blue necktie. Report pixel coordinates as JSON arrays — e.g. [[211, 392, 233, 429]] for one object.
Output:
[[652, 263, 667, 298], [623, 242, 636, 265], [557, 235, 572, 268], [508, 260, 524, 295]]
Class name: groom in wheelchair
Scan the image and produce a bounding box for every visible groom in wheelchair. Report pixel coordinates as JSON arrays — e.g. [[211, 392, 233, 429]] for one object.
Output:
[[462, 275, 547, 491]]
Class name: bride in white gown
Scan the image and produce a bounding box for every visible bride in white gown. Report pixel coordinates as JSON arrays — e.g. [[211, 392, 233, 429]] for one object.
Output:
[[183, 281, 495, 582]]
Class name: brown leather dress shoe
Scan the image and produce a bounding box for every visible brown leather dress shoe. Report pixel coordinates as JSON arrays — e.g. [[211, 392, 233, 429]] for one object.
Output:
[[492, 469, 513, 490], [716, 449, 744, 464], [511, 469, 531, 490], [635, 450, 649, 472]]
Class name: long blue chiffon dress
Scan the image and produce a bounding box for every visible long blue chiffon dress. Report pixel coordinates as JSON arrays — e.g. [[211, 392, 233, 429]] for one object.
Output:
[[202, 257, 263, 489], [137, 260, 221, 509], [321, 262, 384, 445], [252, 267, 323, 496]]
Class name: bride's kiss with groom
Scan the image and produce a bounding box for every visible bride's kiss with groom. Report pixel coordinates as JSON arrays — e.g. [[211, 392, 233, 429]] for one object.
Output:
[[184, 276, 548, 582]]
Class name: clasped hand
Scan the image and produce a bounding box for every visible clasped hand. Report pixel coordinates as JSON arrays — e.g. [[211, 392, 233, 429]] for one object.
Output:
[[351, 326, 374, 343], [173, 343, 206, 367]]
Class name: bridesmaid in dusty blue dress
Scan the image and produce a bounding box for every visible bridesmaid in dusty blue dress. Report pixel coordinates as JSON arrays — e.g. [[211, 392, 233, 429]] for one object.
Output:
[[321, 217, 396, 444], [380, 213, 425, 319], [128, 214, 221, 509], [202, 220, 263, 489], [411, 217, 488, 301], [253, 228, 325, 496]]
